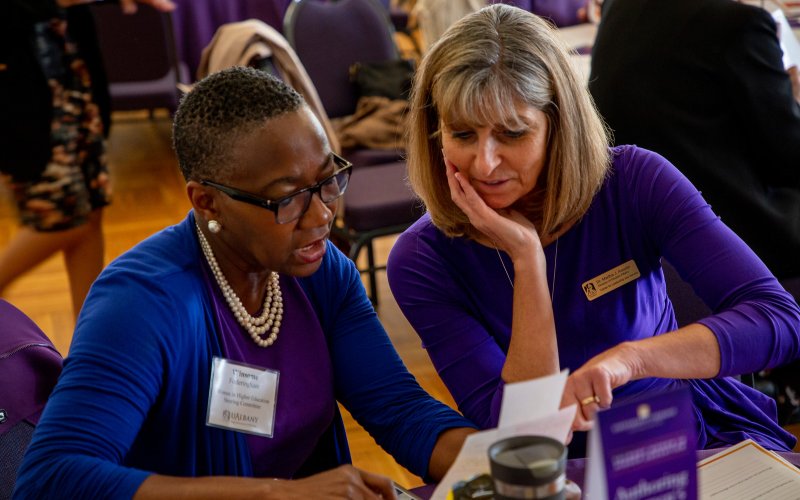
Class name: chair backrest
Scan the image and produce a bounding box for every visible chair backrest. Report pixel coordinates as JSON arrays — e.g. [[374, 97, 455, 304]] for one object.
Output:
[[664, 260, 800, 327], [488, 0, 532, 10], [196, 19, 341, 154], [0, 300, 63, 498], [781, 276, 800, 303], [661, 260, 711, 328], [659, 262, 800, 389], [284, 0, 399, 119], [90, 3, 185, 112]]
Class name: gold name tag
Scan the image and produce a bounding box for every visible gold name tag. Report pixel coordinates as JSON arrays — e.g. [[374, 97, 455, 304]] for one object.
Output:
[[582, 260, 640, 301]]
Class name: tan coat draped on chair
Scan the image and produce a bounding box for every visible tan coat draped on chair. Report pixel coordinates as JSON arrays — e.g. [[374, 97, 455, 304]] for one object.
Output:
[[197, 19, 340, 154]]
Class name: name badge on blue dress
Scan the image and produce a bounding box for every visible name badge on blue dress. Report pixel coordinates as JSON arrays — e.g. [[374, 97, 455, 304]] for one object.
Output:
[[206, 356, 280, 437]]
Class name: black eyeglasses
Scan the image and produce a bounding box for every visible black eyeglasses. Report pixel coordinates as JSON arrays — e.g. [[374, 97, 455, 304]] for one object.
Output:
[[200, 153, 353, 224]]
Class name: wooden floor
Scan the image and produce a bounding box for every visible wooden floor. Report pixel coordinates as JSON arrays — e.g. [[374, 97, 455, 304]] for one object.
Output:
[[0, 111, 454, 488], [3, 113, 799, 489]]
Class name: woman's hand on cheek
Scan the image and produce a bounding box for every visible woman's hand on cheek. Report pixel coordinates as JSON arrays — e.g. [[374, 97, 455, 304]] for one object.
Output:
[[443, 154, 541, 259]]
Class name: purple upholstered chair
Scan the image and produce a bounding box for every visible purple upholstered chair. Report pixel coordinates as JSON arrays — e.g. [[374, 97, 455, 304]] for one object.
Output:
[[283, 0, 405, 167], [663, 260, 800, 327], [373, 0, 411, 32], [488, 0, 533, 10], [528, 0, 586, 27], [0, 300, 63, 498], [488, 0, 586, 27], [284, 0, 423, 304], [334, 160, 425, 304], [661, 259, 756, 388], [90, 3, 188, 115], [661, 260, 800, 391]]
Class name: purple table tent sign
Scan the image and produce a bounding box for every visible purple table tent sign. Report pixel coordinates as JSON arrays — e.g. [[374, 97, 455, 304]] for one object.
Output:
[[584, 387, 698, 500]]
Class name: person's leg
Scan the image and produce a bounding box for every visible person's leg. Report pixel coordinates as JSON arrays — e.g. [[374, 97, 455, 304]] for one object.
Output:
[[0, 209, 104, 312], [0, 14, 111, 317], [62, 209, 104, 317]]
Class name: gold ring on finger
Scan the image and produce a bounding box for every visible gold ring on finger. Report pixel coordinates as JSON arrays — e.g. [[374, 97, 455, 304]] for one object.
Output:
[[580, 395, 600, 406]]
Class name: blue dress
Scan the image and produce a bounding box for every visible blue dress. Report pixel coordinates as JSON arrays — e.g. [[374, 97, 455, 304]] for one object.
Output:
[[388, 146, 800, 453], [14, 212, 474, 499]]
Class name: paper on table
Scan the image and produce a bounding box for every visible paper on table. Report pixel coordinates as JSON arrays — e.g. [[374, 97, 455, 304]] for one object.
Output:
[[571, 54, 592, 84], [430, 405, 577, 500], [773, 9, 800, 68], [556, 22, 598, 51], [584, 422, 607, 500], [697, 439, 800, 499], [498, 369, 568, 427]]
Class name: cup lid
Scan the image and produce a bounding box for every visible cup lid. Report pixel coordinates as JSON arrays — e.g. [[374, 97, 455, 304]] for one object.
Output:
[[489, 435, 567, 486]]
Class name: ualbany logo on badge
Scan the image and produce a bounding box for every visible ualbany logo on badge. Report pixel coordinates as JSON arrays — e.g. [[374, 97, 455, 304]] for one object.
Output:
[[206, 357, 279, 437], [584, 387, 698, 500], [582, 260, 640, 301]]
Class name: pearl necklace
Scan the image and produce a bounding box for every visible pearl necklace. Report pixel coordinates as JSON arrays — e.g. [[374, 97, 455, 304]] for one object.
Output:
[[196, 224, 283, 347]]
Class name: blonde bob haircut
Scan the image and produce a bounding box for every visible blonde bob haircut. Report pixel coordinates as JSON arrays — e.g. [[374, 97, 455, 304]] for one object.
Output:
[[407, 3, 610, 239]]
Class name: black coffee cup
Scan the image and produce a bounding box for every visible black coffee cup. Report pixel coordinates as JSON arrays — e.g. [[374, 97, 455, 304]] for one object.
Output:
[[488, 435, 567, 500]]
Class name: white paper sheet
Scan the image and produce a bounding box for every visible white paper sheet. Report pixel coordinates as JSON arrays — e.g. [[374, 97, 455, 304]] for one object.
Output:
[[697, 439, 800, 499], [556, 23, 598, 51], [571, 54, 592, 84], [584, 425, 608, 500], [498, 369, 569, 427], [773, 9, 800, 68], [431, 405, 577, 500]]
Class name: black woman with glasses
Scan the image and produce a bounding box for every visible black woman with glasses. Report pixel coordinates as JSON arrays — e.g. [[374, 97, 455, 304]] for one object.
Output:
[[14, 67, 476, 500]]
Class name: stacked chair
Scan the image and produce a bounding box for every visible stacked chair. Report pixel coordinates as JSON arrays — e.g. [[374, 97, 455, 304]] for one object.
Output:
[[661, 260, 800, 391], [284, 0, 424, 305], [90, 3, 187, 115], [284, 0, 405, 167]]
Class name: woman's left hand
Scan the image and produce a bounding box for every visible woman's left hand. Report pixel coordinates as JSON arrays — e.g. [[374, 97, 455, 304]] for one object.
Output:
[[561, 342, 643, 431], [443, 154, 543, 262]]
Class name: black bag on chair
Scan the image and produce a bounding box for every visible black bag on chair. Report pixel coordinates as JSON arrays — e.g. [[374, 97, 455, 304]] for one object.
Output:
[[349, 59, 414, 101], [0, 300, 63, 499]]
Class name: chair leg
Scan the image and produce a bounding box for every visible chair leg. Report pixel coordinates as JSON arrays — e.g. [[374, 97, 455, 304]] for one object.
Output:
[[342, 233, 377, 305], [367, 240, 378, 306]]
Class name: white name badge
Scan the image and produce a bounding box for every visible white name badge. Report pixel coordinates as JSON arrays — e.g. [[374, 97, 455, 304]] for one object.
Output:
[[206, 357, 279, 437]]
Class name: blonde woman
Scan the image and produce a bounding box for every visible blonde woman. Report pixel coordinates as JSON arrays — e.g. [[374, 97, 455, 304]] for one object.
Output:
[[387, 3, 800, 456]]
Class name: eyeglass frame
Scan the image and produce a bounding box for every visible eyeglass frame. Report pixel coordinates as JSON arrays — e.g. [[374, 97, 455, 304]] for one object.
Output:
[[199, 153, 353, 224]]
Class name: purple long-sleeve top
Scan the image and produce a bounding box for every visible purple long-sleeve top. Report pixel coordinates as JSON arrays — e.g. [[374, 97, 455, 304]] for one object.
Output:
[[388, 146, 800, 451]]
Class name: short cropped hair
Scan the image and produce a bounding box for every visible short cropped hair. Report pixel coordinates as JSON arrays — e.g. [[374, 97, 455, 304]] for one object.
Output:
[[407, 4, 610, 238], [173, 66, 304, 182]]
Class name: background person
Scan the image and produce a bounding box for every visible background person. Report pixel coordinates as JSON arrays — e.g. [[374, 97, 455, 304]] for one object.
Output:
[[0, 0, 175, 318], [13, 67, 475, 499], [589, 0, 800, 280], [589, 0, 800, 425], [387, 4, 800, 457]]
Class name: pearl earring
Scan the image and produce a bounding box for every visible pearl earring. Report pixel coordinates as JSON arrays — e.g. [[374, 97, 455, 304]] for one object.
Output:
[[208, 220, 222, 234]]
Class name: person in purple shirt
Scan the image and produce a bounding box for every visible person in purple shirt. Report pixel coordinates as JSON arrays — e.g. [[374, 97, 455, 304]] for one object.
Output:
[[387, 3, 800, 456], [13, 67, 476, 499], [490, 0, 589, 27]]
